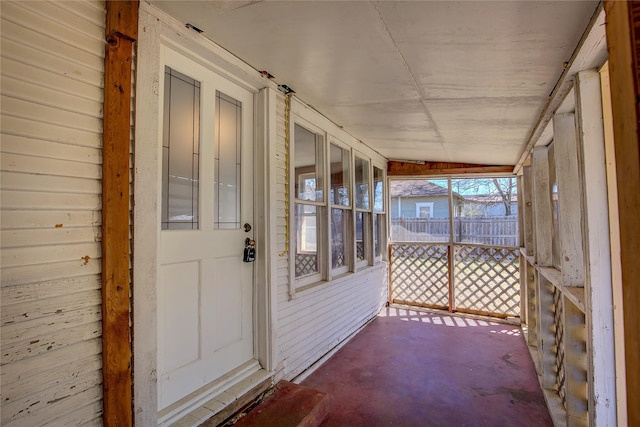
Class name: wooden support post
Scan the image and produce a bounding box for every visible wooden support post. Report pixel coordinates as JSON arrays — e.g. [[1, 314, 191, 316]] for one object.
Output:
[[531, 146, 555, 384], [604, 2, 640, 425], [575, 69, 617, 426], [521, 166, 538, 347], [553, 113, 585, 287], [531, 147, 552, 267], [102, 1, 138, 426]]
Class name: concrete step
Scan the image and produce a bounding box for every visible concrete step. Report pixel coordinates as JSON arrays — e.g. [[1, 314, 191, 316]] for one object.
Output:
[[232, 381, 332, 427]]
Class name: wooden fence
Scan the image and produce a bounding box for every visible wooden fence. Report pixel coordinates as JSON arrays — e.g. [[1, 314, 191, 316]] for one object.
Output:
[[391, 216, 518, 247]]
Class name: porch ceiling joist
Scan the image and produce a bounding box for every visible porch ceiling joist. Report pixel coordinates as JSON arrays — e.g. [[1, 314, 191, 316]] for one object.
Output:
[[388, 160, 513, 177]]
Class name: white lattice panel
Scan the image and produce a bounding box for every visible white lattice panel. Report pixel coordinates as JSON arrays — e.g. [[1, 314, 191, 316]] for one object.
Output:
[[390, 244, 449, 308], [454, 246, 520, 316]]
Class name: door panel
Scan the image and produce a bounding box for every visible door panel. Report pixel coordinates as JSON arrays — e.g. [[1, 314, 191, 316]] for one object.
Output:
[[158, 47, 255, 410]]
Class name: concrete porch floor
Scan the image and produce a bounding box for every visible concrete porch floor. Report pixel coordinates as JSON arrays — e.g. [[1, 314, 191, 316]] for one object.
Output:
[[296, 306, 552, 427]]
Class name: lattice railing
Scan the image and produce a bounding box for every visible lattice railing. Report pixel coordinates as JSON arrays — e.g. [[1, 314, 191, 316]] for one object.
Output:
[[553, 286, 566, 408], [295, 253, 317, 277], [356, 241, 365, 262], [454, 245, 520, 316], [390, 244, 449, 308]]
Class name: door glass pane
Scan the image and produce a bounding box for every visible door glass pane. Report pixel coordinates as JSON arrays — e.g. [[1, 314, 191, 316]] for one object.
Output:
[[374, 166, 384, 212], [330, 144, 350, 206], [214, 91, 242, 229], [390, 179, 450, 242], [331, 208, 349, 269], [161, 67, 200, 230], [355, 156, 370, 209], [295, 124, 324, 202], [295, 204, 319, 278], [451, 177, 518, 246]]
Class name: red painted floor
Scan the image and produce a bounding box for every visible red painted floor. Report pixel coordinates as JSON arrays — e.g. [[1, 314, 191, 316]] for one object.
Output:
[[300, 306, 552, 427]]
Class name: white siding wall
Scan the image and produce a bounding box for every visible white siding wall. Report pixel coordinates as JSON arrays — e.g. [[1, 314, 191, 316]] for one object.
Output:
[[1, 1, 106, 425], [273, 94, 389, 381]]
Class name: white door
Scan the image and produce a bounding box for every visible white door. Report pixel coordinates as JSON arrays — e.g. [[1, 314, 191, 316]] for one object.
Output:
[[157, 47, 255, 410]]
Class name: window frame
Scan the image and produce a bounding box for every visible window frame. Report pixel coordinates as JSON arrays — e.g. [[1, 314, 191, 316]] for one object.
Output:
[[327, 138, 353, 278], [372, 163, 387, 263], [353, 151, 372, 269], [291, 119, 327, 288], [415, 202, 435, 218]]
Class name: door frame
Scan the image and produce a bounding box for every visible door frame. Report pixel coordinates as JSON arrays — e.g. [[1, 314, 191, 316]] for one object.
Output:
[[133, 3, 276, 424]]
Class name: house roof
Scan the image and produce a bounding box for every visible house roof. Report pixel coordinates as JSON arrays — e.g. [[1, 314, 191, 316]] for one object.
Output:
[[390, 180, 458, 198]]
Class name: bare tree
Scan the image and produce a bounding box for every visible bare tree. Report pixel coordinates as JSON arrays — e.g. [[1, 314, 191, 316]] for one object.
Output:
[[492, 178, 515, 216]]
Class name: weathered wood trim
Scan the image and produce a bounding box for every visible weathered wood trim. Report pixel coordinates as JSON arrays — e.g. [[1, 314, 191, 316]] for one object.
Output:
[[575, 69, 617, 426], [600, 62, 628, 427], [387, 161, 513, 177], [531, 147, 552, 267], [102, 1, 138, 426], [604, 2, 640, 425], [553, 113, 585, 287]]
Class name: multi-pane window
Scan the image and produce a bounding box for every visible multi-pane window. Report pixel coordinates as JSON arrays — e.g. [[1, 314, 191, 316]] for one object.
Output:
[[354, 155, 371, 266], [294, 124, 325, 283], [330, 143, 351, 274], [373, 165, 386, 260], [292, 122, 386, 288]]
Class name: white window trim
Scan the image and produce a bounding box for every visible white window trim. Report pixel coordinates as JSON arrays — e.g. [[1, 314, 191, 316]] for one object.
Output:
[[416, 202, 435, 218]]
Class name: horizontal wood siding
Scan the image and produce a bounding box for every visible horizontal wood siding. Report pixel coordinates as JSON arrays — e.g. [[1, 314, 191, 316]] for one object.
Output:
[[274, 93, 389, 381], [1, 1, 106, 425]]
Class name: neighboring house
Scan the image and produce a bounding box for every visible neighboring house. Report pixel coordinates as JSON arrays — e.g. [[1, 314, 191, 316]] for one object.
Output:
[[390, 180, 464, 218]]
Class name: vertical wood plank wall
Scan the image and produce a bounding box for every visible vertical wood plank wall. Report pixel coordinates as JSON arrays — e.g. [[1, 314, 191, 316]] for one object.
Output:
[[0, 1, 107, 425], [604, 2, 640, 425]]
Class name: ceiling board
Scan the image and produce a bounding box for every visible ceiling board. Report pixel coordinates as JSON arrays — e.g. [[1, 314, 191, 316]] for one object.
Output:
[[150, 0, 600, 166]]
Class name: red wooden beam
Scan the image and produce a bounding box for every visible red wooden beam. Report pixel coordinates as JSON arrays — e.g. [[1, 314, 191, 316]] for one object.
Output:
[[102, 1, 138, 425], [388, 161, 513, 177]]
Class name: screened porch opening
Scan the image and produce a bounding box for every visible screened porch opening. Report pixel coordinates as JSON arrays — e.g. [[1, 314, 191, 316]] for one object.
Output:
[[389, 176, 520, 319]]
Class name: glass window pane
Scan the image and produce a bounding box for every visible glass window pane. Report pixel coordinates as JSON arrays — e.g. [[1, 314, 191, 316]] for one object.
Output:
[[214, 91, 242, 229], [356, 211, 370, 263], [451, 177, 518, 246], [374, 213, 385, 259], [330, 144, 350, 206], [161, 67, 200, 230], [295, 124, 324, 202], [355, 156, 370, 210], [374, 166, 384, 212], [331, 208, 350, 270], [295, 204, 319, 278], [390, 179, 450, 242]]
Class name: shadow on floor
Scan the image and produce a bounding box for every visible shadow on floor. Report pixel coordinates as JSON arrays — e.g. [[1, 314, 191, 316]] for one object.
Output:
[[300, 306, 552, 427]]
